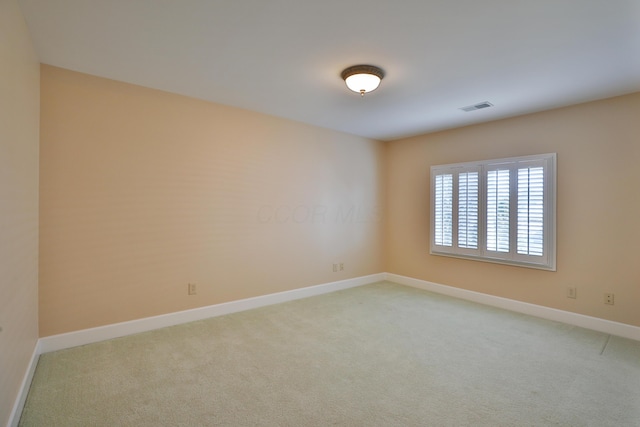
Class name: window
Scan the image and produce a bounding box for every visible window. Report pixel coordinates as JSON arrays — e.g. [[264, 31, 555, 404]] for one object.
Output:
[[430, 153, 556, 270]]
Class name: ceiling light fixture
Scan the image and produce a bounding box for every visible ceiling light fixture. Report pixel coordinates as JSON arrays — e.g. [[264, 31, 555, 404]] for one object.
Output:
[[341, 65, 385, 96]]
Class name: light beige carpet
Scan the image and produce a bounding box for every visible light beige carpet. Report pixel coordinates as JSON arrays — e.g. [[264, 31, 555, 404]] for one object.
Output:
[[20, 281, 640, 426]]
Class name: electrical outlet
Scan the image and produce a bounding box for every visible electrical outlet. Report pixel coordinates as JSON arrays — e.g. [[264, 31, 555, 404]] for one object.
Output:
[[333, 264, 338, 272], [339, 263, 344, 271], [604, 293, 614, 305], [188, 283, 197, 295], [567, 287, 577, 299]]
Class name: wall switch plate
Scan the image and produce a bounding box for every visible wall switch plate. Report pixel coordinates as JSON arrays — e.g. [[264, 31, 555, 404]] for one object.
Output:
[[188, 283, 197, 295], [567, 287, 577, 299], [604, 293, 614, 305], [339, 263, 344, 271], [332, 264, 337, 272]]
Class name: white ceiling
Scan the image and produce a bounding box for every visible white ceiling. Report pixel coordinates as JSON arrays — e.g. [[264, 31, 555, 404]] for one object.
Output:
[[18, 0, 640, 141]]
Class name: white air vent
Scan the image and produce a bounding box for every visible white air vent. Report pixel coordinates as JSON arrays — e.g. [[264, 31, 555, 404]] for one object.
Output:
[[460, 102, 494, 112]]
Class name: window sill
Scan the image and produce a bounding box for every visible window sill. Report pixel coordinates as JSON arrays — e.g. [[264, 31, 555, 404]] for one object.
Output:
[[430, 250, 556, 271]]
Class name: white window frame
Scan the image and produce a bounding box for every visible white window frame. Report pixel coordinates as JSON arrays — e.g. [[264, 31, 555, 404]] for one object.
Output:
[[430, 153, 556, 271]]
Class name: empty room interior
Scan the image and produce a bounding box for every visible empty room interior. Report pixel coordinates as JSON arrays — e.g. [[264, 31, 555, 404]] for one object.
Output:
[[2, 0, 640, 425]]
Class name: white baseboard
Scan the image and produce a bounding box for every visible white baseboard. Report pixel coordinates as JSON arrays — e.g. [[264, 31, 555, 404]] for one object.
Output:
[[385, 273, 640, 342], [39, 273, 386, 354], [35, 271, 640, 354], [7, 340, 40, 427]]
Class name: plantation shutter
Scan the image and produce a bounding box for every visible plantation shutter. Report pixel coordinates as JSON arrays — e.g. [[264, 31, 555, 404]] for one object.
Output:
[[517, 166, 544, 256], [486, 169, 510, 253], [430, 153, 555, 270], [434, 173, 453, 247], [458, 172, 479, 249]]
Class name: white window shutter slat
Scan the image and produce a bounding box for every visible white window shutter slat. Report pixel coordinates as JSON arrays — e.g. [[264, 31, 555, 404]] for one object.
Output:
[[487, 169, 510, 253], [434, 174, 453, 247], [517, 166, 545, 256], [458, 172, 479, 249]]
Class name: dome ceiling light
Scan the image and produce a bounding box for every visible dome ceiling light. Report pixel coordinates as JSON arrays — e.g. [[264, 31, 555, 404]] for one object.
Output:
[[341, 65, 385, 96]]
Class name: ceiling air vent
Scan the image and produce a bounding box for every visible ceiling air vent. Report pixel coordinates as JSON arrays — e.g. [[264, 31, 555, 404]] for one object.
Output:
[[460, 101, 494, 112]]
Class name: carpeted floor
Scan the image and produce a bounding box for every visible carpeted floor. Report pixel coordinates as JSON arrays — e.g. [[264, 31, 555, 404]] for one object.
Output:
[[19, 281, 640, 426]]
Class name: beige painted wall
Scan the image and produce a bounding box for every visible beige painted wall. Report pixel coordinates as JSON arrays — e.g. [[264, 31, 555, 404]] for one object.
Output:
[[387, 92, 640, 327], [0, 0, 40, 423], [39, 65, 386, 337]]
